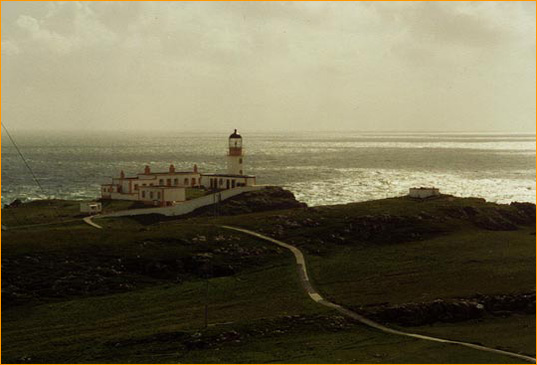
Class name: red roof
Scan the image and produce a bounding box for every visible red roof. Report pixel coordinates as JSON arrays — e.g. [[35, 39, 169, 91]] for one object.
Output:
[[137, 171, 199, 176]]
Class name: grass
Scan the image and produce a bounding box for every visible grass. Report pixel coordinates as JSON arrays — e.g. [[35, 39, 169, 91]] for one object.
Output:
[[2, 195, 535, 363], [1, 221, 289, 307], [2, 199, 140, 228], [171, 324, 528, 364], [99, 199, 141, 212], [3, 284, 529, 363], [2, 199, 82, 226], [307, 228, 536, 307], [411, 314, 536, 356], [2, 264, 326, 363]]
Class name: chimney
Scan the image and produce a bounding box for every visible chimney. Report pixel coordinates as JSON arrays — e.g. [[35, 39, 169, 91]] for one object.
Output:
[[144, 165, 151, 174], [120, 170, 125, 179], [169, 164, 175, 173], [193, 164, 198, 173]]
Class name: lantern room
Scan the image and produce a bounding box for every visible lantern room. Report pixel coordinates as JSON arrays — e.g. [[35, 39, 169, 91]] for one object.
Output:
[[228, 129, 243, 156]]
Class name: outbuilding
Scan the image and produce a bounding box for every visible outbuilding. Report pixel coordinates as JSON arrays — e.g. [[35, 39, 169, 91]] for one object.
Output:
[[80, 202, 102, 214], [409, 187, 440, 199]]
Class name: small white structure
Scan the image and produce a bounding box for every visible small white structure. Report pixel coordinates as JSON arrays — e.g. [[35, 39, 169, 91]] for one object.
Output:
[[80, 202, 102, 214], [409, 187, 440, 199]]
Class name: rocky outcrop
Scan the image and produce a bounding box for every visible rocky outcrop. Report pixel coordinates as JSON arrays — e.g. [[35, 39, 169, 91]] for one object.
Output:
[[193, 186, 307, 216], [440, 202, 535, 231], [361, 292, 536, 326], [4, 199, 22, 208], [1, 233, 282, 308]]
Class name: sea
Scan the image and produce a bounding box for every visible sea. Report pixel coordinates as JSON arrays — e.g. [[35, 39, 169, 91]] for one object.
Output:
[[1, 131, 535, 207]]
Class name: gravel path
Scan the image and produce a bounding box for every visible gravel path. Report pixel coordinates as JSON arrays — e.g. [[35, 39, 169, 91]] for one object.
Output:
[[221, 225, 536, 363]]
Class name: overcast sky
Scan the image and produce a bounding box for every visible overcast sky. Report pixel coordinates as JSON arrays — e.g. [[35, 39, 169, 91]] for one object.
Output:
[[1, 1, 535, 132]]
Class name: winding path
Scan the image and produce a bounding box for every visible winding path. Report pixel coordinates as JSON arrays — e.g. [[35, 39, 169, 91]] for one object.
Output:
[[221, 225, 536, 363], [83, 215, 102, 229]]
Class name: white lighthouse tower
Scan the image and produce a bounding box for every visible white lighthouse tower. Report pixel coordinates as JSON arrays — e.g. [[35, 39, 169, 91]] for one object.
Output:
[[227, 129, 244, 175]]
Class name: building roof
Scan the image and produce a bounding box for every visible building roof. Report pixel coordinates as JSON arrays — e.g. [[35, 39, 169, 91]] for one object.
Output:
[[201, 173, 255, 178], [229, 129, 241, 139], [137, 171, 199, 176]]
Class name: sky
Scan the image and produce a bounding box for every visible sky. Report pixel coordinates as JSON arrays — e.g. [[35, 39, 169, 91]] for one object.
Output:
[[1, 1, 535, 133]]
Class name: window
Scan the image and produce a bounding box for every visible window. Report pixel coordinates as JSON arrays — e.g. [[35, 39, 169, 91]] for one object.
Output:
[[150, 183, 153, 186], [219, 179, 223, 186], [157, 192, 161, 199], [134, 184, 138, 191], [191, 178, 196, 186], [159, 179, 164, 185], [150, 191, 154, 199], [184, 178, 188, 185], [174, 178, 178, 185], [167, 179, 171, 186], [239, 158, 242, 164], [239, 170, 243, 175], [142, 191, 146, 198]]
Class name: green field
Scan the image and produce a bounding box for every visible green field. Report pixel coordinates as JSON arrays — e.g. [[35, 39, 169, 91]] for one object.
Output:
[[308, 229, 535, 307], [2, 194, 535, 363]]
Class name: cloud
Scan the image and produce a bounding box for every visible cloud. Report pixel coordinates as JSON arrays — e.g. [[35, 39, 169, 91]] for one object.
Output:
[[17, 14, 75, 54], [1, 40, 20, 56], [14, 3, 118, 54], [0, 1, 535, 132]]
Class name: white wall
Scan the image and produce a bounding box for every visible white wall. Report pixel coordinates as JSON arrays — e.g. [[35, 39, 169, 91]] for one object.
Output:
[[100, 185, 264, 218], [139, 187, 186, 203], [227, 155, 243, 175], [108, 192, 139, 201], [164, 188, 186, 202]]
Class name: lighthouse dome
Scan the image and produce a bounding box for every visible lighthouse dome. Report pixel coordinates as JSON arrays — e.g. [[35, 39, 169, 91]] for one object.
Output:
[[229, 129, 241, 139]]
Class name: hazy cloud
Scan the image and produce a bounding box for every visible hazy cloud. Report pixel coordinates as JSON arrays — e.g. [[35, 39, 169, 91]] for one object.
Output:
[[1, 1, 535, 132]]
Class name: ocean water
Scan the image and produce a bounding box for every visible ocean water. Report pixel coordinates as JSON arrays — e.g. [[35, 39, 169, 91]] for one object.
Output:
[[1, 131, 535, 207]]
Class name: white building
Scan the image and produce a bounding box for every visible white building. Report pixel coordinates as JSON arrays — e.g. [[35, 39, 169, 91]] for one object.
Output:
[[80, 202, 102, 214], [101, 130, 256, 206], [409, 187, 440, 199]]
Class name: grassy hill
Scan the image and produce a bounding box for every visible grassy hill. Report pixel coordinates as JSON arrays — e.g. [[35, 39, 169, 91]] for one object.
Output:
[[2, 190, 535, 363]]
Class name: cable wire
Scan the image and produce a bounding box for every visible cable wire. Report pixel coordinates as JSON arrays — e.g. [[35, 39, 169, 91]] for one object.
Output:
[[1, 124, 79, 239], [2, 123, 47, 198]]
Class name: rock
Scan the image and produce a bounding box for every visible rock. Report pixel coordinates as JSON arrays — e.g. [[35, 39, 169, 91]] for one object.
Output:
[[193, 186, 307, 216], [364, 292, 534, 326], [6, 199, 22, 208]]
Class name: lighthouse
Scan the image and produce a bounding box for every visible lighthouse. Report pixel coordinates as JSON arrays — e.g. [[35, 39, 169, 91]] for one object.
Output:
[[101, 129, 257, 201], [227, 129, 244, 175]]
